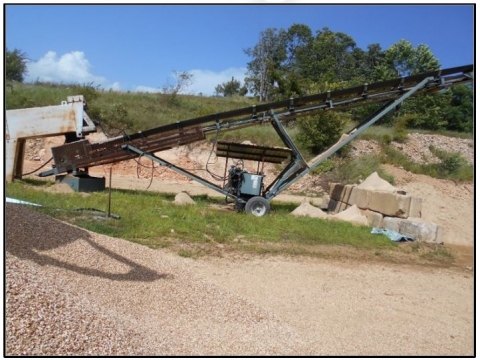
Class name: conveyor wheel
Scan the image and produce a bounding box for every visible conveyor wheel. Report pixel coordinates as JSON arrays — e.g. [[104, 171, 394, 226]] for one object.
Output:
[[245, 196, 270, 217]]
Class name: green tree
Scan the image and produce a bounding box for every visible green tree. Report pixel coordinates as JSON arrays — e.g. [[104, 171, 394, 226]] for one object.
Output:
[[215, 77, 246, 97], [308, 27, 357, 83], [284, 24, 314, 74], [382, 39, 440, 77], [244, 28, 287, 101], [444, 85, 473, 132], [295, 111, 348, 154], [6, 48, 28, 82]]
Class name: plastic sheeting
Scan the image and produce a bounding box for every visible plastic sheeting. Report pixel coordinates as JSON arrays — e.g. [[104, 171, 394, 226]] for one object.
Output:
[[6, 197, 42, 207], [371, 228, 414, 242]]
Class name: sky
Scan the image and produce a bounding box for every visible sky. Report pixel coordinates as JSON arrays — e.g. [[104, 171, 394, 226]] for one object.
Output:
[[4, 3, 475, 96]]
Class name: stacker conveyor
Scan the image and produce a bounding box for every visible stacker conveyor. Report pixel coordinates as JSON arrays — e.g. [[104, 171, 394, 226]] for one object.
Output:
[[35, 65, 472, 216]]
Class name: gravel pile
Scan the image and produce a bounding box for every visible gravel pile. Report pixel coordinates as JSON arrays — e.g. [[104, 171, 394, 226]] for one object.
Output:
[[6, 203, 307, 356], [350, 134, 473, 165], [391, 133, 473, 165]]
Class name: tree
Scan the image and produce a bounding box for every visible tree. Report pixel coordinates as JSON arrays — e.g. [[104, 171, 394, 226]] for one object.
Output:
[[244, 28, 287, 101], [444, 85, 473, 132], [162, 70, 195, 104], [295, 111, 348, 154], [215, 77, 246, 97], [382, 39, 440, 77], [285, 23, 314, 74], [6, 48, 28, 82], [308, 27, 357, 83]]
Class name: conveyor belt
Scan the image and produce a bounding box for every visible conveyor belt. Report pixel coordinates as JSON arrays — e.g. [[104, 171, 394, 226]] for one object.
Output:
[[41, 64, 473, 177]]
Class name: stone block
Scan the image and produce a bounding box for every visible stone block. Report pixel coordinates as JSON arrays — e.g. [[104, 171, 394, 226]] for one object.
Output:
[[368, 191, 411, 218], [347, 187, 370, 209], [319, 195, 330, 210], [327, 198, 348, 213], [400, 218, 440, 243], [327, 198, 340, 213], [329, 183, 354, 203], [341, 185, 354, 203], [409, 197, 423, 218], [329, 183, 344, 201], [382, 217, 402, 232], [361, 209, 384, 228]]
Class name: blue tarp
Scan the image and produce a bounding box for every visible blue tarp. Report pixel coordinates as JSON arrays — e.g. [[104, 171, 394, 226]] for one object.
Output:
[[371, 228, 414, 242]]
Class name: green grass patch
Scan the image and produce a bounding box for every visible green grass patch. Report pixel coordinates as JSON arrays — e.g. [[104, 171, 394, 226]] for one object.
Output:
[[7, 181, 396, 254], [7, 180, 459, 266]]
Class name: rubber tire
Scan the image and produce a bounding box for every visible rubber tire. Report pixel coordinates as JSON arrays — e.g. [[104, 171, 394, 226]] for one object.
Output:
[[245, 196, 270, 217]]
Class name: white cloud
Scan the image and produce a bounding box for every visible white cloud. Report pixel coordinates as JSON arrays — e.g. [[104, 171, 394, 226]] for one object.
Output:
[[185, 67, 248, 96], [25, 51, 107, 85], [107, 82, 122, 91], [134, 67, 247, 96], [134, 85, 162, 93], [25, 51, 247, 97]]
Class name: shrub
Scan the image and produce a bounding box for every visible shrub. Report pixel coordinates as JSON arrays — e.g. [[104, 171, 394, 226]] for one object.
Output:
[[295, 111, 348, 154]]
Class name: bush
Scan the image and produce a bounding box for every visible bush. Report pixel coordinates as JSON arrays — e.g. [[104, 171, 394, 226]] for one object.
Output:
[[295, 111, 348, 154], [392, 114, 414, 142], [429, 145, 471, 177], [310, 158, 335, 175]]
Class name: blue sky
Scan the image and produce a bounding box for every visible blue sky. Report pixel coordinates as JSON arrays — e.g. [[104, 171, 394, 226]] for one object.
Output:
[[5, 4, 474, 96]]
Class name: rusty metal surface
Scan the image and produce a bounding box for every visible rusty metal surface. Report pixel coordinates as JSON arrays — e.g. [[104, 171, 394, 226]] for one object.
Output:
[[216, 141, 292, 164], [51, 126, 205, 172]]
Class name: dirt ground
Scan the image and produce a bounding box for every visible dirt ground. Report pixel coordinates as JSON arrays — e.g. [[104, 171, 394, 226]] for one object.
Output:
[[17, 136, 475, 355]]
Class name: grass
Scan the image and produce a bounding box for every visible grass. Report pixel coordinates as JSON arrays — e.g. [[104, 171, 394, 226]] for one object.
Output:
[[7, 179, 392, 248], [5, 81, 258, 133], [6, 179, 457, 265]]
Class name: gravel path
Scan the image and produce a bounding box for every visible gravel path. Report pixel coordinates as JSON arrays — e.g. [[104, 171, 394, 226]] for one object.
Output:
[[6, 203, 306, 356], [6, 203, 474, 356]]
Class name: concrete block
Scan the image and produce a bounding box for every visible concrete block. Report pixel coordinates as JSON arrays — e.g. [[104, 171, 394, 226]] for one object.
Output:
[[329, 183, 354, 202], [327, 198, 339, 213], [338, 202, 349, 213], [320, 195, 330, 210], [382, 217, 402, 232], [329, 183, 344, 201], [400, 218, 440, 243], [341, 185, 354, 203], [361, 209, 384, 228], [347, 187, 370, 209], [327, 198, 348, 213], [368, 191, 411, 218], [409, 196, 423, 218]]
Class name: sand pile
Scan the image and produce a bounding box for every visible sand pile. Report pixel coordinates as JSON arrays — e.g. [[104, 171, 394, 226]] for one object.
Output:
[[331, 204, 368, 226], [291, 199, 329, 219], [173, 192, 196, 205], [357, 172, 397, 192]]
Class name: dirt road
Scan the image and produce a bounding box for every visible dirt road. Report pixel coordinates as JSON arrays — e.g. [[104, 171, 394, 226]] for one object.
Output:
[[182, 253, 474, 355]]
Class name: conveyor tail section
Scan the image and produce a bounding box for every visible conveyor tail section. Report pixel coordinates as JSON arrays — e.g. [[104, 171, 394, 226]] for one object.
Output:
[[48, 125, 205, 174]]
